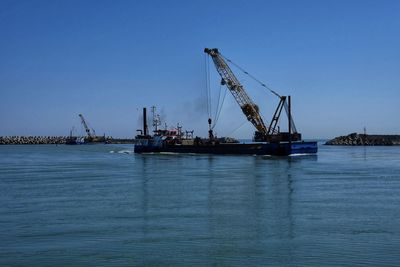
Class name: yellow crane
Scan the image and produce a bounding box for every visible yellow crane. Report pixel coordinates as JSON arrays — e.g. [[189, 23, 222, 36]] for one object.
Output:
[[204, 48, 301, 142], [79, 114, 95, 139]]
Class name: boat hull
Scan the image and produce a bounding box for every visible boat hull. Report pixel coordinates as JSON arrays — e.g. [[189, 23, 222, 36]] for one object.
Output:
[[134, 141, 317, 156]]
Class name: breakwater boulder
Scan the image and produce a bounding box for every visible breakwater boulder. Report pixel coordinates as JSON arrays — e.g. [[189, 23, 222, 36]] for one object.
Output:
[[0, 136, 67, 145], [325, 133, 400, 146], [0, 136, 136, 145]]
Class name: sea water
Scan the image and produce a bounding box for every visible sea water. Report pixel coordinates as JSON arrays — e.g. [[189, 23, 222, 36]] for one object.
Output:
[[1, 143, 400, 266]]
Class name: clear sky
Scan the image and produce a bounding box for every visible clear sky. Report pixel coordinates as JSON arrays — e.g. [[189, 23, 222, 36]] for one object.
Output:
[[1, 0, 399, 139]]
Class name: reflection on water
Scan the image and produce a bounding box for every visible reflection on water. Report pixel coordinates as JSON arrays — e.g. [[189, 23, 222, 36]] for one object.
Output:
[[133, 154, 318, 265]]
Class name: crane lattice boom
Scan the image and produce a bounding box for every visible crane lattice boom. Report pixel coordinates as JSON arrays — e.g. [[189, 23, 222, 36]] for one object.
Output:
[[204, 48, 268, 135], [79, 114, 95, 138]]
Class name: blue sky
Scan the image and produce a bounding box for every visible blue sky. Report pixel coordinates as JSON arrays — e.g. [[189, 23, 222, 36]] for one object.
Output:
[[1, 0, 399, 138]]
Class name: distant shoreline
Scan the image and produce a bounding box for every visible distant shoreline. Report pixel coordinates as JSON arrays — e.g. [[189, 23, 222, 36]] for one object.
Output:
[[0, 136, 135, 145]]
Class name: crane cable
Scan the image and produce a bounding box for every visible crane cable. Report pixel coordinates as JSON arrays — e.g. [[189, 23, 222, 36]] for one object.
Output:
[[204, 54, 212, 119], [226, 120, 248, 137], [212, 85, 227, 130], [283, 101, 298, 133], [206, 52, 291, 133], [220, 53, 281, 99], [220, 52, 300, 132], [205, 54, 228, 130]]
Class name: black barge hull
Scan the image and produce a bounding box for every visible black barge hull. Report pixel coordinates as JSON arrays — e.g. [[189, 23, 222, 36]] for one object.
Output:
[[134, 141, 317, 156]]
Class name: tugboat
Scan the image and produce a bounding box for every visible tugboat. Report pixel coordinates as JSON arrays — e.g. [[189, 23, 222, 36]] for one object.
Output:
[[134, 48, 317, 156], [65, 127, 85, 145]]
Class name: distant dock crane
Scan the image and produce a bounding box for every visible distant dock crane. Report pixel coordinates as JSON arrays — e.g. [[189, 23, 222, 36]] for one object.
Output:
[[78, 114, 105, 143]]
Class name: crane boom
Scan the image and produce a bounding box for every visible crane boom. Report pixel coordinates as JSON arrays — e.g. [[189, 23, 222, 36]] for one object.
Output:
[[205, 48, 302, 142], [79, 114, 94, 138], [204, 48, 268, 135]]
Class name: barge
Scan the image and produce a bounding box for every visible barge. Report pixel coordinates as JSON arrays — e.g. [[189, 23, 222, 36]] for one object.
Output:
[[134, 48, 317, 156], [134, 105, 317, 156]]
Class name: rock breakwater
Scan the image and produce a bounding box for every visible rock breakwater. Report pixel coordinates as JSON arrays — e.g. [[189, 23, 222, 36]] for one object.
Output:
[[325, 133, 400, 146], [0, 136, 67, 145], [0, 136, 136, 145]]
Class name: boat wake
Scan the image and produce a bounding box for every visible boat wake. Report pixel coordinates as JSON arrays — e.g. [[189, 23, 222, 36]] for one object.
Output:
[[109, 149, 134, 155], [289, 153, 315, 157]]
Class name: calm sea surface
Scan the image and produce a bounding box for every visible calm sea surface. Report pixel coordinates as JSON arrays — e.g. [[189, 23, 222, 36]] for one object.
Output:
[[1, 143, 400, 266]]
